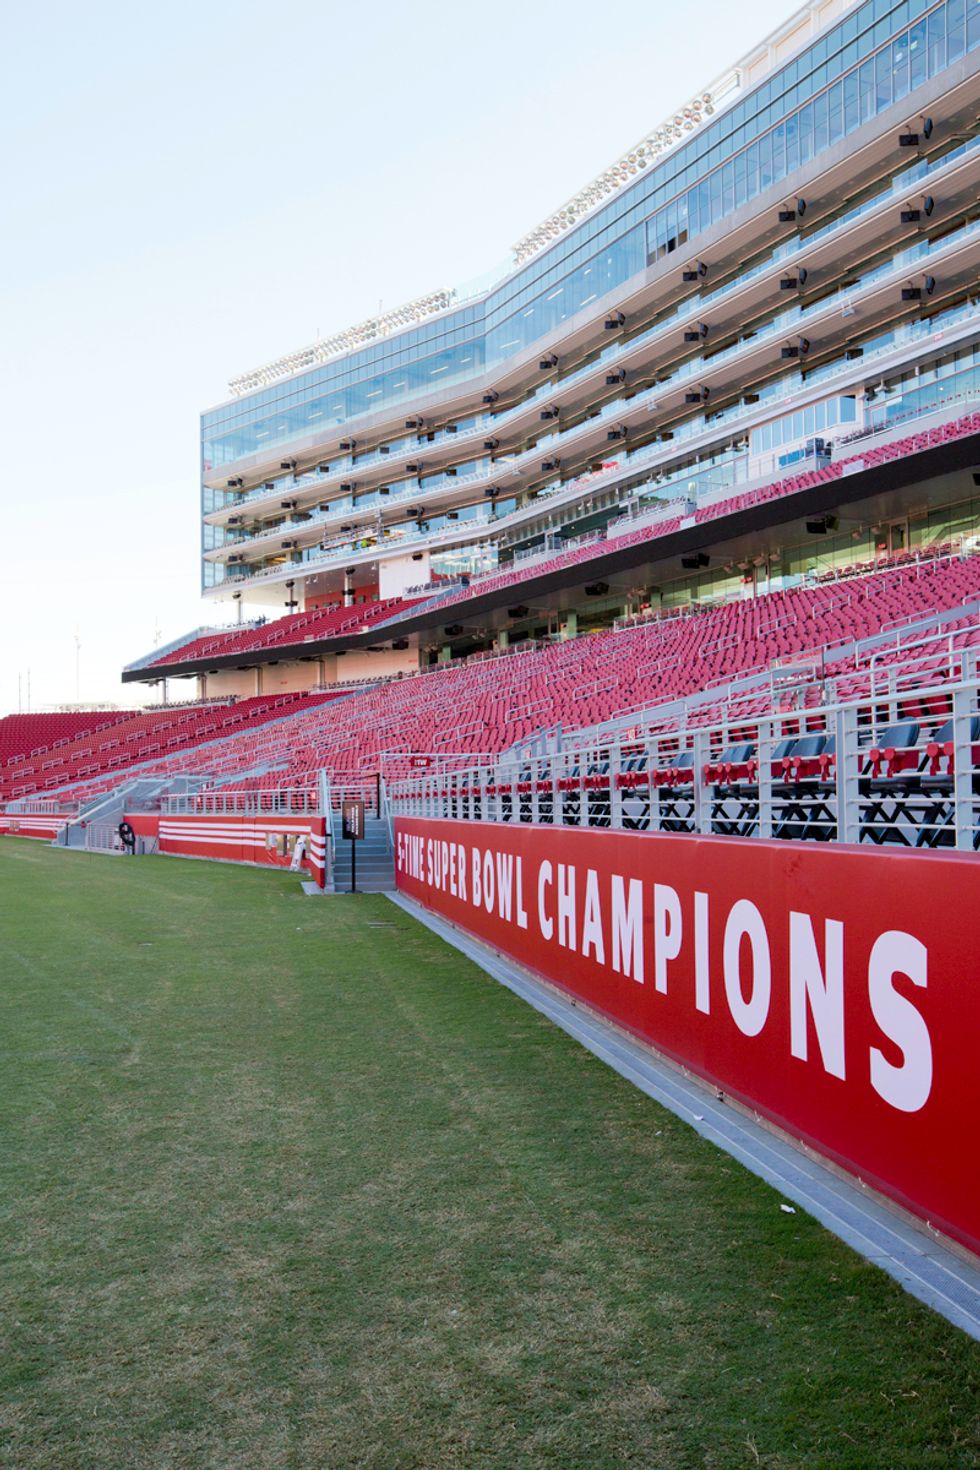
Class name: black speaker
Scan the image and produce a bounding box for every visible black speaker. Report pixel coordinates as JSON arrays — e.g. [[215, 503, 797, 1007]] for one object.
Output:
[[508, 606, 529, 619], [584, 582, 609, 596]]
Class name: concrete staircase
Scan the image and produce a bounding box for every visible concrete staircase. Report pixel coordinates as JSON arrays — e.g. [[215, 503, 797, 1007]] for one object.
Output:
[[60, 777, 169, 848], [331, 812, 395, 892], [57, 774, 217, 849]]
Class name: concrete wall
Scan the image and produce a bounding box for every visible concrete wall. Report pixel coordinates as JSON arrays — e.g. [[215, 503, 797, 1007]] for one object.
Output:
[[258, 661, 324, 695], [334, 646, 417, 682], [380, 553, 430, 598], [201, 668, 260, 699]]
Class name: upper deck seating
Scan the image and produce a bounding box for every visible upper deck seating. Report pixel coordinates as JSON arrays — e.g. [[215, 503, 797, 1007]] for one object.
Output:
[[11, 550, 980, 815], [0, 711, 136, 767], [150, 598, 422, 670]]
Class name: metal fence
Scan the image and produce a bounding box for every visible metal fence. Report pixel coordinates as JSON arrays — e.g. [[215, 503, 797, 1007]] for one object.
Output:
[[83, 824, 124, 853], [388, 674, 980, 852], [160, 788, 322, 816]]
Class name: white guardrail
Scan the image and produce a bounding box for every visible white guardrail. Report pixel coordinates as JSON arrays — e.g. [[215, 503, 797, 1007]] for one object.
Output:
[[389, 667, 980, 853]]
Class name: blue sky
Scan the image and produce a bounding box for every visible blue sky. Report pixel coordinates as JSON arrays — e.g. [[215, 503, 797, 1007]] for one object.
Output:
[[0, 0, 794, 712]]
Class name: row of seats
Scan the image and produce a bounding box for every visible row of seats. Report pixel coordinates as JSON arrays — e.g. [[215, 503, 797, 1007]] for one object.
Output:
[[0, 711, 137, 765], [142, 411, 979, 678], [415, 711, 980, 849], [23, 550, 978, 814], [151, 597, 421, 669], [1, 692, 343, 801]]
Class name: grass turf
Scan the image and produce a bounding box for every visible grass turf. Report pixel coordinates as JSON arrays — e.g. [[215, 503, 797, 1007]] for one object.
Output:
[[0, 838, 977, 1470]]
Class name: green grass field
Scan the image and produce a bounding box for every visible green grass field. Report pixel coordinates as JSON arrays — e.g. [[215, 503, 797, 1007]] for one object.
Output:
[[0, 839, 977, 1469]]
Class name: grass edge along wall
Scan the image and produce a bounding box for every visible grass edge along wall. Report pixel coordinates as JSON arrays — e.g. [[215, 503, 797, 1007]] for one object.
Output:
[[395, 817, 980, 1257]]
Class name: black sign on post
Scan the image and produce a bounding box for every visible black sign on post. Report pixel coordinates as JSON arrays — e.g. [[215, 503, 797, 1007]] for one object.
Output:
[[341, 798, 365, 893]]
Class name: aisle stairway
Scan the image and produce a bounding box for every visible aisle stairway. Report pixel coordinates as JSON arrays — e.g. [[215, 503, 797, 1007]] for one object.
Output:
[[330, 812, 395, 892]]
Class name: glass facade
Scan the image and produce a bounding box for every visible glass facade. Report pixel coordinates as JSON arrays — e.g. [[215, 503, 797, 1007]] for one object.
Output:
[[203, 0, 977, 475], [751, 395, 858, 453], [200, 0, 980, 600]]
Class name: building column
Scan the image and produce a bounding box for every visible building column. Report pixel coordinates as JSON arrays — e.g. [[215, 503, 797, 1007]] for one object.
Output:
[[496, 628, 509, 652], [561, 611, 577, 640]]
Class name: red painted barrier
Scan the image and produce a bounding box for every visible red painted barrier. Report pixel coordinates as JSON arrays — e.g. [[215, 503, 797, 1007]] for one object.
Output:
[[395, 817, 980, 1256], [0, 814, 70, 840], [125, 813, 160, 841], [159, 814, 328, 888]]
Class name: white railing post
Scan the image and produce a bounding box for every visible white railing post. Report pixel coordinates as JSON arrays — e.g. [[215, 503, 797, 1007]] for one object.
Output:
[[952, 686, 974, 853], [610, 739, 623, 830], [693, 732, 711, 835], [758, 720, 774, 840], [837, 707, 861, 845]]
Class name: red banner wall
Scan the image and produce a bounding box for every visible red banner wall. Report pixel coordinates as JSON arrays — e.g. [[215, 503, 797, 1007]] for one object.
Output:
[[159, 814, 327, 888], [395, 817, 980, 1256], [0, 814, 69, 840]]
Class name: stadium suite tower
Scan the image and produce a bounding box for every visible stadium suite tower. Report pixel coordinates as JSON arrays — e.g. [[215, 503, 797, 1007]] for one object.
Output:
[[131, 0, 980, 696]]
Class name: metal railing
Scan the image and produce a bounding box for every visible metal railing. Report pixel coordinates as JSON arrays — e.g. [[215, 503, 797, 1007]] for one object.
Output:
[[161, 787, 322, 816], [83, 824, 125, 853], [389, 673, 980, 852], [4, 797, 81, 816]]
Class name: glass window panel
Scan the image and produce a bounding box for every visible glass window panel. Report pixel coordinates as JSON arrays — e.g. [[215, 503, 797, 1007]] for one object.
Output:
[[892, 33, 911, 100], [697, 178, 711, 228], [946, 0, 965, 56], [843, 68, 861, 131], [709, 168, 722, 222], [744, 142, 759, 199], [828, 80, 844, 142], [859, 56, 876, 121], [785, 112, 800, 173], [969, 0, 980, 50], [734, 149, 747, 207], [909, 16, 929, 84], [928, 3, 947, 71], [799, 101, 814, 162], [874, 44, 892, 109], [721, 159, 735, 215]]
